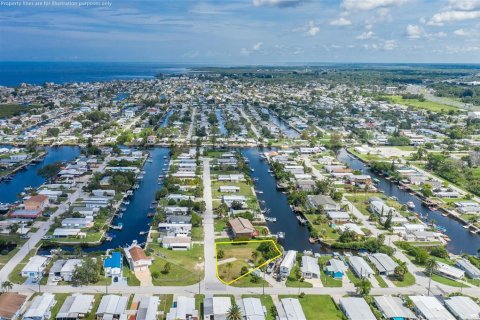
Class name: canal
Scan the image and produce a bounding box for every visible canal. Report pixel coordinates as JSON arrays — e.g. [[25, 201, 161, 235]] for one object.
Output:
[[215, 109, 227, 136], [242, 148, 325, 253], [0, 146, 80, 204], [338, 149, 480, 255], [159, 109, 173, 128], [263, 109, 299, 139]]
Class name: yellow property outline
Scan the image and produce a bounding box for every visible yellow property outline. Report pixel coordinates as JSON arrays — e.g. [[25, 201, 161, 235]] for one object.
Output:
[[215, 239, 282, 285]]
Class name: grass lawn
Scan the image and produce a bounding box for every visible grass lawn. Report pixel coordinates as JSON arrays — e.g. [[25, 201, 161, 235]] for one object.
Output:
[[149, 243, 204, 286], [214, 218, 227, 232], [280, 295, 343, 320], [123, 266, 140, 286], [195, 294, 205, 319], [320, 270, 343, 287], [242, 295, 276, 320], [49, 293, 69, 320], [191, 226, 204, 241], [9, 247, 39, 284], [304, 214, 339, 241], [85, 294, 103, 320], [346, 270, 367, 287], [384, 95, 458, 113], [374, 274, 388, 288], [216, 242, 262, 284], [286, 265, 313, 288], [158, 294, 174, 320], [431, 274, 465, 287], [230, 273, 271, 287], [0, 103, 43, 118], [211, 181, 254, 198], [390, 271, 416, 287]]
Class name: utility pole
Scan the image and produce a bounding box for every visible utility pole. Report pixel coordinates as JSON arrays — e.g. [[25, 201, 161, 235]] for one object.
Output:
[[198, 274, 201, 295]]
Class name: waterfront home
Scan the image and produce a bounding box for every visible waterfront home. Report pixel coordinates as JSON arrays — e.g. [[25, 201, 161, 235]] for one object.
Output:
[[296, 180, 315, 192], [455, 202, 480, 214], [432, 187, 460, 198], [61, 217, 94, 229], [218, 174, 245, 182], [301, 255, 320, 279], [327, 211, 350, 223], [136, 296, 159, 320], [161, 236, 192, 250], [403, 223, 426, 234], [170, 172, 196, 179], [166, 296, 199, 320], [166, 194, 195, 203], [409, 296, 455, 320], [222, 195, 247, 208], [56, 294, 95, 320], [293, 173, 313, 180], [24, 195, 49, 211], [10, 209, 42, 219], [23, 293, 56, 320], [70, 206, 98, 217], [0, 292, 27, 320], [164, 206, 189, 215], [337, 223, 365, 236], [435, 262, 465, 280], [203, 296, 231, 320], [240, 297, 266, 320], [444, 296, 480, 320], [403, 231, 440, 242], [158, 222, 192, 236], [124, 242, 152, 271], [456, 258, 480, 279], [324, 258, 348, 279], [95, 295, 128, 320], [21, 255, 49, 279], [340, 297, 377, 320], [369, 200, 396, 217], [284, 165, 305, 175], [279, 298, 306, 320], [228, 217, 258, 239], [60, 259, 83, 281], [369, 253, 398, 276], [37, 189, 63, 201], [52, 228, 83, 238], [280, 250, 297, 278], [374, 296, 416, 320], [348, 256, 375, 278], [92, 189, 115, 197], [219, 185, 240, 193], [103, 252, 122, 282], [307, 195, 339, 211]]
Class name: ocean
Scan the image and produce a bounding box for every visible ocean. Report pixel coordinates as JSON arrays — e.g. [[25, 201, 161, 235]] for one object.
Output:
[[0, 61, 191, 87]]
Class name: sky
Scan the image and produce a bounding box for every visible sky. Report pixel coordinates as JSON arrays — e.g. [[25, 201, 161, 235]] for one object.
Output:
[[0, 0, 479, 64]]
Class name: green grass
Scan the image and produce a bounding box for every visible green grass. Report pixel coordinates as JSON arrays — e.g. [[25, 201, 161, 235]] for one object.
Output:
[[280, 295, 343, 320], [123, 266, 140, 286], [320, 270, 343, 287], [214, 218, 227, 232], [390, 271, 416, 287], [230, 273, 271, 287], [0, 103, 43, 118], [286, 265, 314, 288], [49, 293, 69, 320], [9, 247, 39, 284], [242, 295, 276, 320], [374, 274, 388, 288], [191, 226, 204, 241], [384, 95, 458, 113], [195, 294, 205, 319], [158, 294, 174, 320], [431, 274, 465, 287], [346, 270, 366, 287], [85, 294, 103, 320]]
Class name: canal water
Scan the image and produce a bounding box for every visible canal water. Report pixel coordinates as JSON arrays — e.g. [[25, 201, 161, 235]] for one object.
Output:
[[0, 146, 80, 203], [338, 149, 480, 255], [215, 109, 227, 136], [242, 148, 325, 253], [159, 109, 173, 128], [263, 109, 299, 139]]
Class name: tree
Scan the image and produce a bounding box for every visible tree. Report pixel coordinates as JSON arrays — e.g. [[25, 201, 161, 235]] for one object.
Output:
[[217, 250, 225, 259], [394, 262, 408, 281], [425, 258, 438, 296], [1, 280, 13, 292], [162, 262, 171, 274], [421, 184, 433, 198], [8, 223, 19, 235], [46, 127, 60, 137], [356, 278, 372, 296], [38, 162, 63, 180], [72, 258, 100, 286], [226, 303, 242, 320]]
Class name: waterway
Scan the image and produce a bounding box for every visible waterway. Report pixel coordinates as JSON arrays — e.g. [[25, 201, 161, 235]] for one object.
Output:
[[242, 148, 325, 253], [159, 109, 173, 128], [338, 149, 480, 255], [215, 109, 227, 136], [0, 146, 80, 204], [263, 109, 300, 139]]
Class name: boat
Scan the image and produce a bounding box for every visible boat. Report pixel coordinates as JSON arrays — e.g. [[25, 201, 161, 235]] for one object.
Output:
[[122, 200, 130, 205], [407, 201, 415, 209], [250, 168, 255, 172], [276, 232, 285, 239], [390, 196, 398, 201], [442, 213, 448, 217], [265, 217, 277, 222], [463, 224, 469, 229], [148, 159, 153, 163], [147, 212, 155, 218], [139, 230, 149, 235], [163, 156, 167, 159], [255, 190, 263, 194], [111, 223, 123, 230], [303, 250, 313, 256]]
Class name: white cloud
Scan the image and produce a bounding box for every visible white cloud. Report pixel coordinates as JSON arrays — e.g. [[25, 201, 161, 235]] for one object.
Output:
[[330, 17, 352, 26], [446, 0, 480, 11], [454, 28, 469, 36], [356, 31, 375, 39], [241, 42, 264, 55], [306, 21, 320, 36], [383, 39, 397, 50], [428, 10, 480, 25], [405, 24, 425, 39], [363, 39, 397, 50], [252, 0, 305, 7], [253, 42, 263, 51], [341, 0, 407, 11]]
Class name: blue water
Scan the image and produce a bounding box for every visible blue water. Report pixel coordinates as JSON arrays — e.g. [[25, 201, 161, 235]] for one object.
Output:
[[0, 62, 190, 86], [0, 146, 80, 203], [216, 109, 227, 136]]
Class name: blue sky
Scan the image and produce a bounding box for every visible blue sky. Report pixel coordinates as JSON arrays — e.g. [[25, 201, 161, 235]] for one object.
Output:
[[0, 0, 479, 64]]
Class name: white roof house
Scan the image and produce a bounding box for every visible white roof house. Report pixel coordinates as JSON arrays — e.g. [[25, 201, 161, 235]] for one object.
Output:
[[435, 262, 465, 280], [23, 293, 56, 320], [95, 295, 128, 319], [410, 296, 455, 320], [166, 296, 198, 320], [280, 250, 297, 277], [444, 296, 480, 320], [340, 297, 376, 320], [56, 294, 95, 320], [241, 298, 266, 320], [60, 259, 83, 282], [280, 298, 306, 320], [21, 255, 49, 278], [374, 296, 417, 320], [301, 255, 320, 279], [136, 296, 159, 320], [348, 256, 375, 278], [212, 297, 231, 320], [369, 253, 398, 275], [456, 258, 480, 279]]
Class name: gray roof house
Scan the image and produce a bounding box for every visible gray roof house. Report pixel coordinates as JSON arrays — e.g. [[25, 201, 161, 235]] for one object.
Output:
[[307, 195, 340, 211]]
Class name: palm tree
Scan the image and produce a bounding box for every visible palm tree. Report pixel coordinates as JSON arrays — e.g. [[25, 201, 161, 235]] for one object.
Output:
[[1, 281, 13, 292], [425, 258, 438, 296], [394, 262, 408, 281], [227, 303, 242, 320], [356, 278, 372, 296]]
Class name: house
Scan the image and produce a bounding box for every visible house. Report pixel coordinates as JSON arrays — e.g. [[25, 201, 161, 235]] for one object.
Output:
[[222, 195, 246, 207], [324, 258, 348, 279], [409, 296, 455, 320], [435, 262, 465, 280], [456, 258, 480, 279], [95, 295, 128, 320], [161, 236, 192, 250], [374, 296, 416, 320], [23, 293, 56, 320], [10, 209, 42, 219], [340, 297, 377, 320], [348, 256, 375, 278], [24, 195, 49, 211], [165, 296, 199, 320], [219, 186, 240, 193], [203, 296, 231, 320], [307, 195, 339, 211], [52, 228, 82, 238], [136, 296, 159, 320], [370, 200, 396, 217], [369, 253, 398, 276], [61, 217, 94, 229], [124, 242, 152, 271], [56, 294, 95, 320], [0, 293, 27, 320], [327, 211, 350, 223], [21, 255, 49, 279], [280, 250, 297, 278], [444, 296, 480, 320], [279, 298, 306, 320], [228, 217, 258, 239], [60, 259, 83, 282], [296, 180, 315, 192], [103, 252, 122, 282], [301, 255, 320, 279], [240, 297, 266, 320]]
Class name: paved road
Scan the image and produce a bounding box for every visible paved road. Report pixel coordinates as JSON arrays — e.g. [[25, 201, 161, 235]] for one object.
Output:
[[202, 159, 226, 291], [186, 107, 197, 140], [238, 107, 260, 139]]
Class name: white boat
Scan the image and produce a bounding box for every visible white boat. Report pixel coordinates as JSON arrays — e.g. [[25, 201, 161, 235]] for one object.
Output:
[[265, 217, 277, 222], [255, 190, 263, 194], [407, 201, 415, 209]]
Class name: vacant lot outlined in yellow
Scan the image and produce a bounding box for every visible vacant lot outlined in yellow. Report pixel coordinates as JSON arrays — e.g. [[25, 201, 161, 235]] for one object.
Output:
[[215, 239, 282, 285]]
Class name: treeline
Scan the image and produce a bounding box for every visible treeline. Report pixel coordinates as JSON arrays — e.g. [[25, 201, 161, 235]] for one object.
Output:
[[430, 83, 480, 105]]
